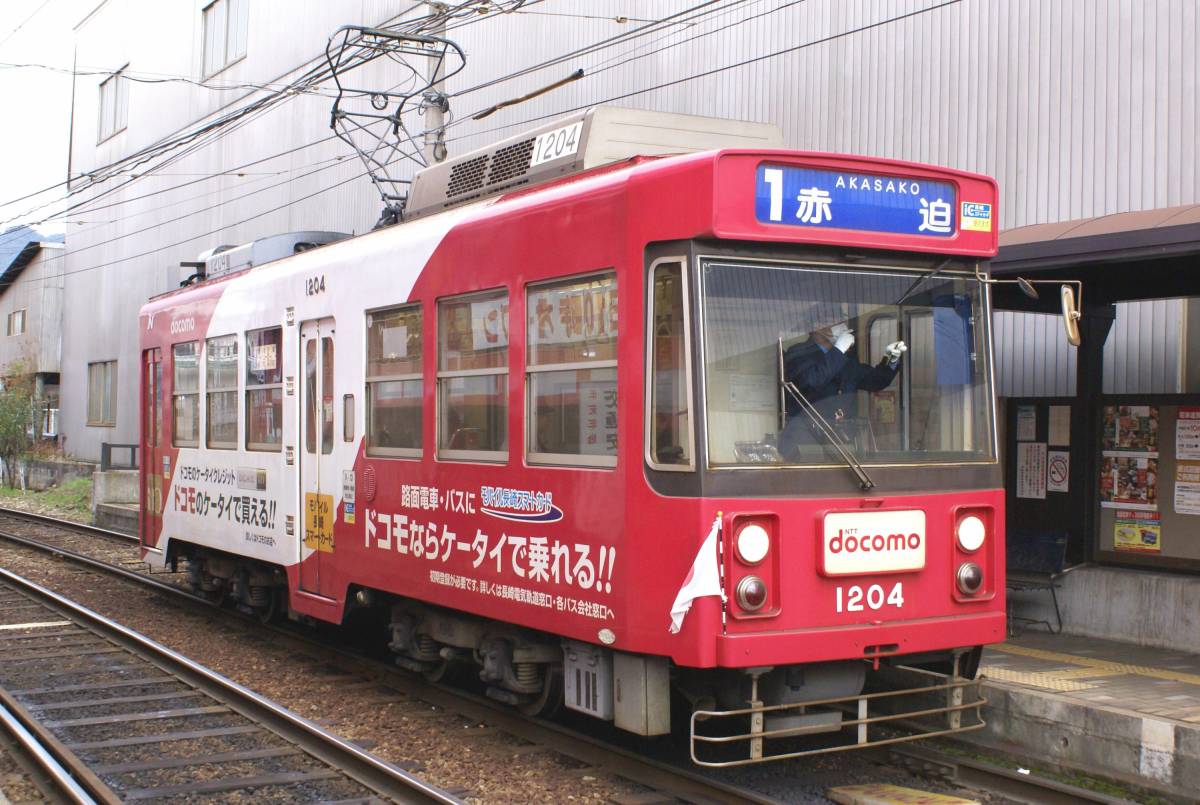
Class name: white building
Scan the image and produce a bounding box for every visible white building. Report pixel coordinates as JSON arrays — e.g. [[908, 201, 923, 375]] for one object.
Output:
[[0, 227, 65, 437], [59, 0, 1200, 460]]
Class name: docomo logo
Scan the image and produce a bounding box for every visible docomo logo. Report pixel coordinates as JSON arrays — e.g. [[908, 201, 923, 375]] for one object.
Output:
[[822, 509, 926, 576], [170, 317, 196, 335], [828, 530, 922, 554]]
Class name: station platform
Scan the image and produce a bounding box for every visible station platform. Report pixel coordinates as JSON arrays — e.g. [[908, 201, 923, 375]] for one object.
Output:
[[970, 630, 1200, 798]]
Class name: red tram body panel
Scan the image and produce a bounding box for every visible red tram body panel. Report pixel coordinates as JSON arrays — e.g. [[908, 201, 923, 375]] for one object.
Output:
[[139, 135, 1004, 764]]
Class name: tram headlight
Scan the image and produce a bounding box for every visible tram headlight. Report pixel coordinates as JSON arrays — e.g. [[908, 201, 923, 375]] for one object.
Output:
[[956, 562, 984, 595], [735, 523, 771, 565], [735, 575, 768, 611], [956, 514, 987, 553]]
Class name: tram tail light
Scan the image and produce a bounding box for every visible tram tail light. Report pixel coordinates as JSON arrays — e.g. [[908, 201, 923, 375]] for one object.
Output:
[[952, 506, 995, 601], [727, 513, 779, 618], [956, 562, 984, 595], [736, 575, 768, 611]]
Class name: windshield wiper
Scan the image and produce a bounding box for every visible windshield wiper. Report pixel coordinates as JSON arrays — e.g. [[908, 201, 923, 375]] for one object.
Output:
[[893, 257, 953, 307], [781, 380, 875, 490]]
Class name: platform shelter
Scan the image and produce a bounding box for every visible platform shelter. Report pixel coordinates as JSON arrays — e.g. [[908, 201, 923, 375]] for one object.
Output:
[[989, 204, 1200, 647]]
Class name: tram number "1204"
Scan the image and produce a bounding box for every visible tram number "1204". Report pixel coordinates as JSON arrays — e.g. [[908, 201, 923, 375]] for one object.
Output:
[[835, 582, 904, 613]]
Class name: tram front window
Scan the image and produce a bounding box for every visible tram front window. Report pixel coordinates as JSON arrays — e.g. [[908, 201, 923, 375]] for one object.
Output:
[[700, 259, 994, 467]]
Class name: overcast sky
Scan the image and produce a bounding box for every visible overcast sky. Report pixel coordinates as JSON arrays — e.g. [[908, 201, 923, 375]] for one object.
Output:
[[0, 0, 96, 232]]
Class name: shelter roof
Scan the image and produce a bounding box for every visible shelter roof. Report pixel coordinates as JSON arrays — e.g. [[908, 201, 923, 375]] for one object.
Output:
[[994, 203, 1200, 273]]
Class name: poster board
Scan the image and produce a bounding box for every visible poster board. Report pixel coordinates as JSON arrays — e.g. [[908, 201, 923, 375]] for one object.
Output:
[[1096, 400, 1200, 570]]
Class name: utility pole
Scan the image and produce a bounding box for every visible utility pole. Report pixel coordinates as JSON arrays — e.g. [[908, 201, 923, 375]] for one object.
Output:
[[422, 2, 449, 164]]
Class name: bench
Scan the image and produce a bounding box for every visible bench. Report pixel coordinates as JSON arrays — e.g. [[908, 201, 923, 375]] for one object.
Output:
[[1005, 529, 1068, 636]]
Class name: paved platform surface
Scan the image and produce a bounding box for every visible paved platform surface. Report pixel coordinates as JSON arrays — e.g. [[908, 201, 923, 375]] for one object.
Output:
[[972, 628, 1200, 796], [983, 630, 1200, 722]]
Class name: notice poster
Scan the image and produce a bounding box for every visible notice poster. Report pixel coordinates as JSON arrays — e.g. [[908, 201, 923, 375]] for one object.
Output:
[[578, 380, 618, 456], [1047, 450, 1070, 493], [1177, 407, 1200, 461], [1101, 405, 1159, 455], [1016, 406, 1037, 441], [1175, 461, 1200, 516], [1016, 442, 1047, 499], [1114, 509, 1161, 553], [1100, 454, 1159, 510], [249, 343, 277, 372], [1048, 405, 1071, 446], [728, 373, 777, 412], [471, 298, 509, 350]]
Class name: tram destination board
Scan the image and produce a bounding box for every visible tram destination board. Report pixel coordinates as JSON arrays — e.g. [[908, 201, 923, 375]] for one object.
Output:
[[755, 164, 964, 237]]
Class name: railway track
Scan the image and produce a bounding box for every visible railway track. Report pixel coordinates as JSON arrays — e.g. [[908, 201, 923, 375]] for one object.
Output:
[[0, 509, 780, 804], [0, 564, 460, 804], [0, 507, 1138, 804]]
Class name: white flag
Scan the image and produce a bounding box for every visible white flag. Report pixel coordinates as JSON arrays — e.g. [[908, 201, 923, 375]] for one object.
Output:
[[668, 515, 725, 633]]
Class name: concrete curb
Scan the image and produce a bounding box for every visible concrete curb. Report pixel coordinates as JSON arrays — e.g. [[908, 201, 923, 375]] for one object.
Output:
[[966, 679, 1198, 800]]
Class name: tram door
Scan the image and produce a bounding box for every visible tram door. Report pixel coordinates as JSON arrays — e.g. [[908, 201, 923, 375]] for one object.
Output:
[[299, 318, 338, 597], [141, 348, 163, 549]]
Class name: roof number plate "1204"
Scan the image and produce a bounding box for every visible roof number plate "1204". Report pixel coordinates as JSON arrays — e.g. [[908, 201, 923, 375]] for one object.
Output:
[[530, 121, 584, 167]]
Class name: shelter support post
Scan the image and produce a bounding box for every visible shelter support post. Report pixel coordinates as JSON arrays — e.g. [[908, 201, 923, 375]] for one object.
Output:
[[1073, 302, 1115, 564]]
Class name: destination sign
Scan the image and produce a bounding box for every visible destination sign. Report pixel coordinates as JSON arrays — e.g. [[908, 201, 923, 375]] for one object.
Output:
[[755, 164, 957, 237]]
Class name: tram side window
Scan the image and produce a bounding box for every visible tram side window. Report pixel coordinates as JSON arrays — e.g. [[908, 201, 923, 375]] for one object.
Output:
[[527, 273, 617, 466], [649, 261, 693, 468], [205, 334, 238, 449], [245, 327, 283, 451], [438, 290, 508, 460], [172, 341, 200, 448], [366, 304, 422, 456]]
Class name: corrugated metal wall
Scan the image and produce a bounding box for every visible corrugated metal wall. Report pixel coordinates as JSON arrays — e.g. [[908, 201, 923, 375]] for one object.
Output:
[[994, 299, 1186, 397], [993, 310, 1078, 397], [57, 0, 1199, 455], [1103, 299, 1184, 393]]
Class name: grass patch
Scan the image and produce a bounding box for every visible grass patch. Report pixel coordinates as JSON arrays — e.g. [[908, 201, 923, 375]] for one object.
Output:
[[0, 477, 94, 522]]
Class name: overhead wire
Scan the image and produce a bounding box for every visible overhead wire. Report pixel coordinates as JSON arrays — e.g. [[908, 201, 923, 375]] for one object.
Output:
[[7, 0, 958, 282], [0, 1, 525, 253], [0, 0, 438, 219], [11, 145, 420, 291], [0, 0, 535, 230], [450, 0, 732, 99], [450, 0, 963, 141], [0, 0, 53, 49]]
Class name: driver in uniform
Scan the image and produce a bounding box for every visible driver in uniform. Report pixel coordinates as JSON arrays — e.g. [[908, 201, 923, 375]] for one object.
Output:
[[778, 322, 907, 458]]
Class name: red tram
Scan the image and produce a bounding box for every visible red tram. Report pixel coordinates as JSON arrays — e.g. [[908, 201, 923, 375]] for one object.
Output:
[[139, 108, 1004, 764]]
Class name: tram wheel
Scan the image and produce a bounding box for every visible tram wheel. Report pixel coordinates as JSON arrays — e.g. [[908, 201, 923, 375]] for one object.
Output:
[[422, 658, 453, 684], [518, 665, 562, 719], [256, 587, 282, 624]]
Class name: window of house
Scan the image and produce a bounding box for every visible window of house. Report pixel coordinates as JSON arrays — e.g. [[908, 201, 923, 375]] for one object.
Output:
[[245, 327, 282, 451], [366, 304, 422, 456], [97, 68, 128, 142], [438, 290, 508, 460], [648, 260, 693, 469], [205, 334, 237, 448], [6, 309, 25, 336], [527, 273, 617, 466], [172, 342, 199, 447], [203, 0, 249, 77], [87, 360, 117, 427]]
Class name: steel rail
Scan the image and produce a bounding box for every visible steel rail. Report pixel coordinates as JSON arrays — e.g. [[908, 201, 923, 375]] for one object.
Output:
[[0, 507, 137, 543], [0, 515, 1155, 803], [0, 566, 462, 805], [889, 745, 1134, 804], [0, 527, 206, 602], [0, 523, 782, 805], [0, 697, 103, 804]]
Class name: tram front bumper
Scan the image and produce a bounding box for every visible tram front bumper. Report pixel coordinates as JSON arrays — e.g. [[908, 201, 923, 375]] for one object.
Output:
[[714, 610, 1005, 668]]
